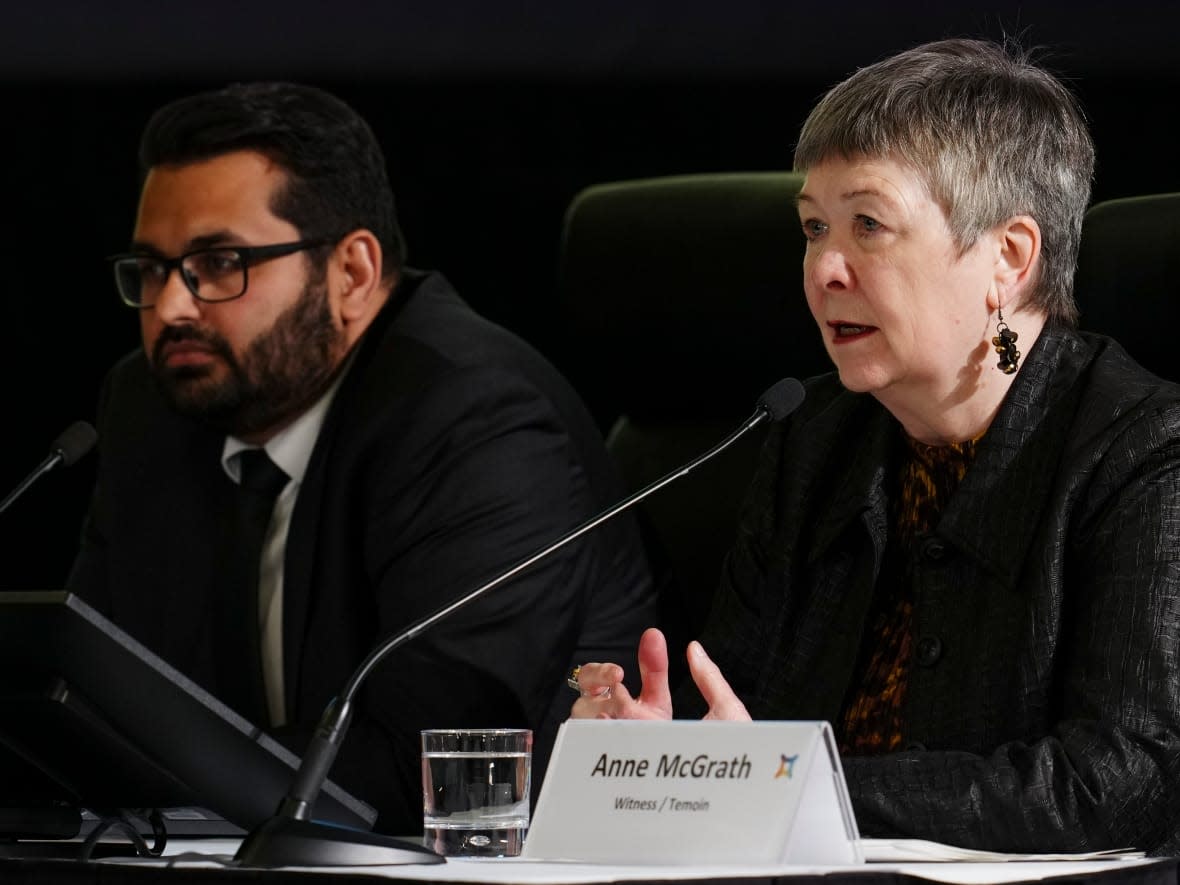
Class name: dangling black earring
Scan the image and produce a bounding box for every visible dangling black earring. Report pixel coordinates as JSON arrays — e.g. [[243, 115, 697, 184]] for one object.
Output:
[[992, 308, 1020, 375]]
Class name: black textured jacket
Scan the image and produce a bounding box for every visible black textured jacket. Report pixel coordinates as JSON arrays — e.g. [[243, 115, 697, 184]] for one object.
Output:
[[691, 322, 1180, 853]]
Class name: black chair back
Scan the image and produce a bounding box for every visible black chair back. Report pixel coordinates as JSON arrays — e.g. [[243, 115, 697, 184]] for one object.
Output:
[[559, 172, 828, 658], [1075, 192, 1180, 381]]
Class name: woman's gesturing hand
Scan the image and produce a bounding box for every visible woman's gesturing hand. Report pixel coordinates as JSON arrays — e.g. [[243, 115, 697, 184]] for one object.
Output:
[[569, 628, 750, 721]]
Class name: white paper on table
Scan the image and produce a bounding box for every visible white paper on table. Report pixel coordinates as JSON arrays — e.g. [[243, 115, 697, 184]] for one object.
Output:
[[102, 845, 1165, 885], [858, 838, 1146, 863]]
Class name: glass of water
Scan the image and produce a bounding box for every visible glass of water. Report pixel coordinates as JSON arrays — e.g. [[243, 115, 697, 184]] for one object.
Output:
[[421, 728, 532, 857]]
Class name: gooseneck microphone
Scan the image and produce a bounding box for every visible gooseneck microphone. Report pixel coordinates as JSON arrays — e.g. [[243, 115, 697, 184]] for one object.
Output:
[[235, 378, 806, 868], [0, 421, 98, 517]]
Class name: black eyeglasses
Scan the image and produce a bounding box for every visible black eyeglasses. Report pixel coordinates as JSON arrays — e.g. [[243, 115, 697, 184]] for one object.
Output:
[[107, 238, 335, 309]]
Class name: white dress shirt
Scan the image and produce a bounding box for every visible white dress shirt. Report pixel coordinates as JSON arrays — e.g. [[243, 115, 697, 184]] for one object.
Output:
[[220, 372, 347, 726]]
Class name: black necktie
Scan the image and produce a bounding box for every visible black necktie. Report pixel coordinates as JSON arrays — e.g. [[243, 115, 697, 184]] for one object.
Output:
[[217, 448, 288, 724]]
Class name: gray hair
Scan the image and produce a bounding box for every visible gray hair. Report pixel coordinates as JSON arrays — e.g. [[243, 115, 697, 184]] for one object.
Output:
[[793, 38, 1094, 325]]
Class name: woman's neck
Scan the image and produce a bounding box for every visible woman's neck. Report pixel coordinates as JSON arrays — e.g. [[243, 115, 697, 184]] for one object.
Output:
[[879, 311, 1047, 446]]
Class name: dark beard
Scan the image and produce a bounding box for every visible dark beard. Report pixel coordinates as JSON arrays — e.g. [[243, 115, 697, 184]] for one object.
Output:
[[149, 278, 344, 437]]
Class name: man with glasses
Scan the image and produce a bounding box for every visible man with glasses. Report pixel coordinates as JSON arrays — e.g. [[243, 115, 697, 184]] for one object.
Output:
[[68, 82, 655, 834]]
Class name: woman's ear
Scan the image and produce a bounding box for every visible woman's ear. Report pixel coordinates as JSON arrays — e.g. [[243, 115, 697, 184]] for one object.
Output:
[[990, 215, 1041, 310]]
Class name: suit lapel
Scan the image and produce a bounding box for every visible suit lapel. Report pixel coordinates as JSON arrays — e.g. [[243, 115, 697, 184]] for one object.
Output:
[[937, 324, 1090, 590], [280, 273, 422, 717], [154, 426, 235, 680], [806, 394, 897, 566], [755, 393, 898, 720]]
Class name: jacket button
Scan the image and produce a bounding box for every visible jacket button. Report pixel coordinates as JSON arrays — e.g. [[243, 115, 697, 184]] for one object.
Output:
[[922, 538, 947, 561], [915, 635, 943, 666]]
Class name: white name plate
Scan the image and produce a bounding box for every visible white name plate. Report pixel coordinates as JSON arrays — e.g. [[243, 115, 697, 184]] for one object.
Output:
[[523, 719, 861, 866]]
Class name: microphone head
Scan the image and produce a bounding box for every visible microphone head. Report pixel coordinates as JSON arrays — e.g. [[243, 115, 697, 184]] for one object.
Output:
[[756, 378, 806, 421], [51, 421, 98, 466]]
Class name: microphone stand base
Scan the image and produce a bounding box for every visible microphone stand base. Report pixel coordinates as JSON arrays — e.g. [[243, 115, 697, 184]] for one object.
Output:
[[235, 816, 445, 867]]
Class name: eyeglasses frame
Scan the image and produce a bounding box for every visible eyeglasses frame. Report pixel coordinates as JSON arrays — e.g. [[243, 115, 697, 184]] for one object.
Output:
[[107, 237, 337, 309]]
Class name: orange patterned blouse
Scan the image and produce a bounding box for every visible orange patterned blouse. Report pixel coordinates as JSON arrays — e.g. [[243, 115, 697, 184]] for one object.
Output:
[[836, 432, 980, 755]]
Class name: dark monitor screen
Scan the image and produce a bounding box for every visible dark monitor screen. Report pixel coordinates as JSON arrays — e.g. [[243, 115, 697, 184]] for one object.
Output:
[[0, 591, 374, 834]]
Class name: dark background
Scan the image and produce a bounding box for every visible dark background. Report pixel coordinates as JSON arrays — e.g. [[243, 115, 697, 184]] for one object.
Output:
[[2, 0, 1178, 589]]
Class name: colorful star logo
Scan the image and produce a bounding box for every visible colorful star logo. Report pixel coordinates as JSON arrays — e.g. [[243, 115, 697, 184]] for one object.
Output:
[[774, 754, 798, 779]]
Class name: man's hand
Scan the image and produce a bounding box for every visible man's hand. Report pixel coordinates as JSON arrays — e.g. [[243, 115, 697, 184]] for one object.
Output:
[[569, 628, 751, 721]]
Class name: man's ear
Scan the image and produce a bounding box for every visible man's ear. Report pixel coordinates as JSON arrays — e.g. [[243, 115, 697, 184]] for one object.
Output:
[[988, 215, 1041, 311], [327, 229, 392, 336]]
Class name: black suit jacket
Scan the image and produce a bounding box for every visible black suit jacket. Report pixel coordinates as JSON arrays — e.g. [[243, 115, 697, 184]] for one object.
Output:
[[68, 269, 655, 833], [684, 323, 1180, 853]]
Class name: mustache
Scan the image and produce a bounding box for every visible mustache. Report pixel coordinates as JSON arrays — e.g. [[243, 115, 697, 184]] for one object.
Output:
[[151, 324, 235, 366]]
